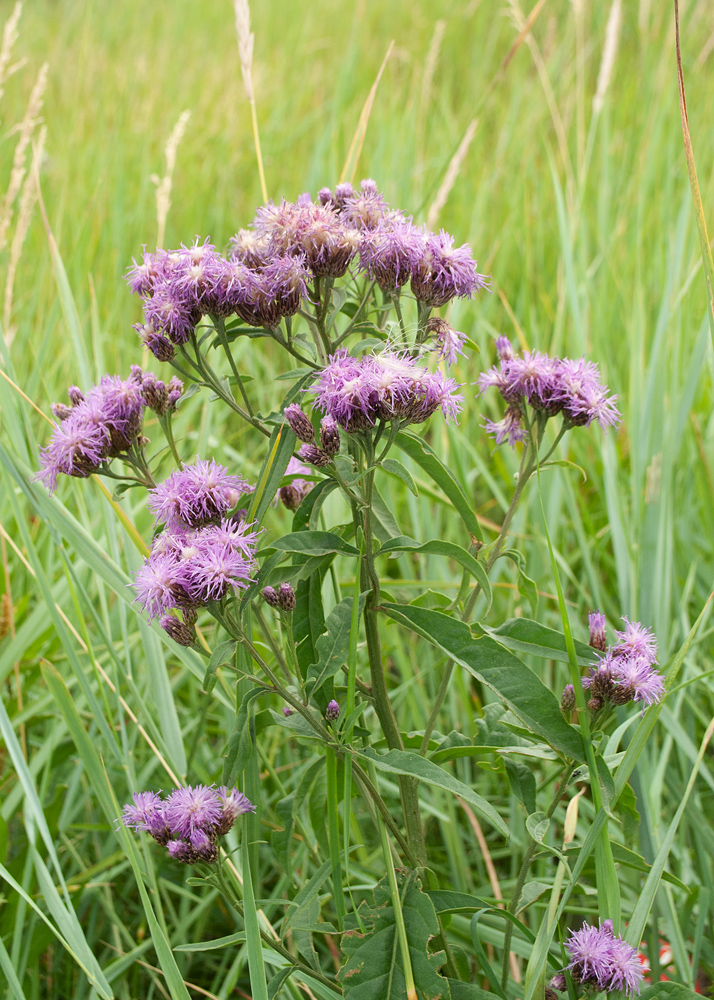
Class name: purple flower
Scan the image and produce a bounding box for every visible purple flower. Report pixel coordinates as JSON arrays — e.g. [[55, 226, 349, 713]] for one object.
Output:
[[411, 230, 489, 307], [133, 547, 194, 621], [125, 248, 165, 296], [160, 614, 196, 646], [483, 405, 527, 447], [147, 458, 251, 530], [325, 699, 340, 721], [426, 317, 467, 367], [37, 374, 146, 493], [588, 610, 607, 651], [237, 255, 310, 329], [560, 684, 576, 712], [228, 228, 273, 270], [140, 371, 183, 416], [319, 415, 341, 456], [311, 349, 463, 432], [121, 791, 171, 845], [296, 202, 360, 278], [186, 524, 255, 602], [478, 339, 621, 444], [565, 920, 643, 996], [613, 617, 657, 663], [613, 655, 665, 708], [215, 786, 255, 835], [134, 320, 176, 361], [341, 178, 388, 230], [164, 784, 222, 839], [358, 220, 425, 291], [143, 283, 200, 345], [298, 443, 333, 467]]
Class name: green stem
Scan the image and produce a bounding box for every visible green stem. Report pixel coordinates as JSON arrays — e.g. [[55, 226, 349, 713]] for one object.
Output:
[[374, 773, 418, 1000], [325, 746, 345, 930], [391, 291, 408, 347], [335, 278, 377, 345], [500, 764, 575, 989], [158, 413, 183, 467], [212, 314, 255, 417]]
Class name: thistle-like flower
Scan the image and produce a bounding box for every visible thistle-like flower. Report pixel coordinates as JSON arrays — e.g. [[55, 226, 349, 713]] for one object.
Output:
[[121, 784, 254, 864], [147, 458, 251, 530], [37, 374, 146, 492], [552, 920, 643, 996], [410, 230, 489, 307]]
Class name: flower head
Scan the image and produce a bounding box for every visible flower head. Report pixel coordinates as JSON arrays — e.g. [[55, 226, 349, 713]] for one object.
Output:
[[277, 456, 314, 510], [215, 786, 255, 835], [341, 179, 388, 230], [37, 374, 146, 492], [121, 791, 171, 845], [426, 317, 467, 367], [147, 458, 251, 530], [164, 784, 222, 839], [325, 699, 340, 721], [588, 611, 607, 651], [564, 920, 643, 996], [358, 220, 425, 291], [411, 230, 489, 307], [613, 617, 657, 664]]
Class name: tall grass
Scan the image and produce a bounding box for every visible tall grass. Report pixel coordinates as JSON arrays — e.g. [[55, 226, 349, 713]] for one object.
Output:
[[1, 0, 714, 996]]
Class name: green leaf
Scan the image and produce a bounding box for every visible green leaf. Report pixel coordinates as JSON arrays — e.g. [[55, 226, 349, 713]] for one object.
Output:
[[448, 983, 502, 1000], [357, 747, 508, 837], [395, 431, 482, 542], [488, 618, 597, 667], [497, 550, 538, 618], [222, 687, 265, 786], [371, 484, 402, 541], [639, 986, 702, 1000], [266, 531, 359, 558], [504, 758, 536, 814], [203, 639, 237, 693], [294, 570, 327, 676], [292, 479, 339, 532], [247, 424, 297, 527], [282, 859, 333, 934], [381, 458, 419, 496], [306, 594, 367, 695], [378, 537, 491, 615], [271, 794, 296, 880], [379, 604, 585, 762], [338, 872, 452, 1000], [174, 932, 246, 952], [426, 891, 492, 915]]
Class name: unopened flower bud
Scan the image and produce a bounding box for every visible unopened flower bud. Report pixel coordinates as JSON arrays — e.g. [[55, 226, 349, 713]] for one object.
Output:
[[278, 484, 301, 510], [325, 699, 340, 721], [320, 415, 341, 456], [283, 705, 294, 717], [141, 373, 169, 415], [67, 386, 84, 406], [560, 684, 575, 712], [182, 607, 198, 627], [160, 614, 196, 647], [298, 443, 332, 468], [263, 586, 280, 608], [587, 696, 603, 712], [52, 402, 74, 421], [277, 582, 296, 612], [284, 404, 315, 443], [610, 682, 635, 706], [588, 611, 607, 651]]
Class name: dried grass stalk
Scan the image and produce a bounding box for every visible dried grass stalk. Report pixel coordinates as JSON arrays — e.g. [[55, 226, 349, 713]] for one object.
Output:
[[153, 109, 191, 250], [426, 117, 478, 230], [0, 59, 47, 252], [4, 125, 45, 340], [0, 1, 22, 105], [593, 0, 622, 115]]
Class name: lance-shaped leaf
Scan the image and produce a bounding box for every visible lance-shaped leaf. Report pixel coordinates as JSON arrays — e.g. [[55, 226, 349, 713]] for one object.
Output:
[[488, 618, 597, 667], [338, 872, 452, 1000], [378, 536, 491, 614], [379, 604, 585, 762], [265, 530, 359, 558], [357, 748, 508, 837], [306, 593, 367, 696]]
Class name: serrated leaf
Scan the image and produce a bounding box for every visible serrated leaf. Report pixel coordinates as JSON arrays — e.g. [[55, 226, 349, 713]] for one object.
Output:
[[338, 872, 452, 1000], [379, 604, 585, 762], [306, 593, 367, 696], [357, 748, 507, 837], [381, 458, 418, 496], [395, 431, 482, 542]]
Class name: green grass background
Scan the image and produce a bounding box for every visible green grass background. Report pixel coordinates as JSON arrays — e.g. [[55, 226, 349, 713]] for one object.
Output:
[[2, 0, 714, 996]]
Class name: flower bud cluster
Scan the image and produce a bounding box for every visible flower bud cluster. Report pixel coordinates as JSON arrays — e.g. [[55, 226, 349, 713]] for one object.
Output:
[[121, 784, 254, 864], [263, 582, 296, 612]]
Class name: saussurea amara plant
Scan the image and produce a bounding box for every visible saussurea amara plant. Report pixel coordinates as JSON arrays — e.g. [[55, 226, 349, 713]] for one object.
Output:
[[36, 179, 693, 1000]]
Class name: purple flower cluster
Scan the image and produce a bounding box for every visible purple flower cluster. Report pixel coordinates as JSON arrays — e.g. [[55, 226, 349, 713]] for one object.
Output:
[[562, 612, 664, 713], [127, 180, 487, 358], [479, 336, 621, 445], [311, 349, 463, 432], [549, 920, 643, 996], [134, 516, 259, 621], [38, 371, 147, 492], [121, 784, 254, 864], [147, 457, 251, 530]]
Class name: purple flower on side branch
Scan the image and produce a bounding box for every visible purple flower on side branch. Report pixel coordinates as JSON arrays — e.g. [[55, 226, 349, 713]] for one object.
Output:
[[411, 230, 489, 307], [147, 458, 251, 530], [121, 784, 254, 865]]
